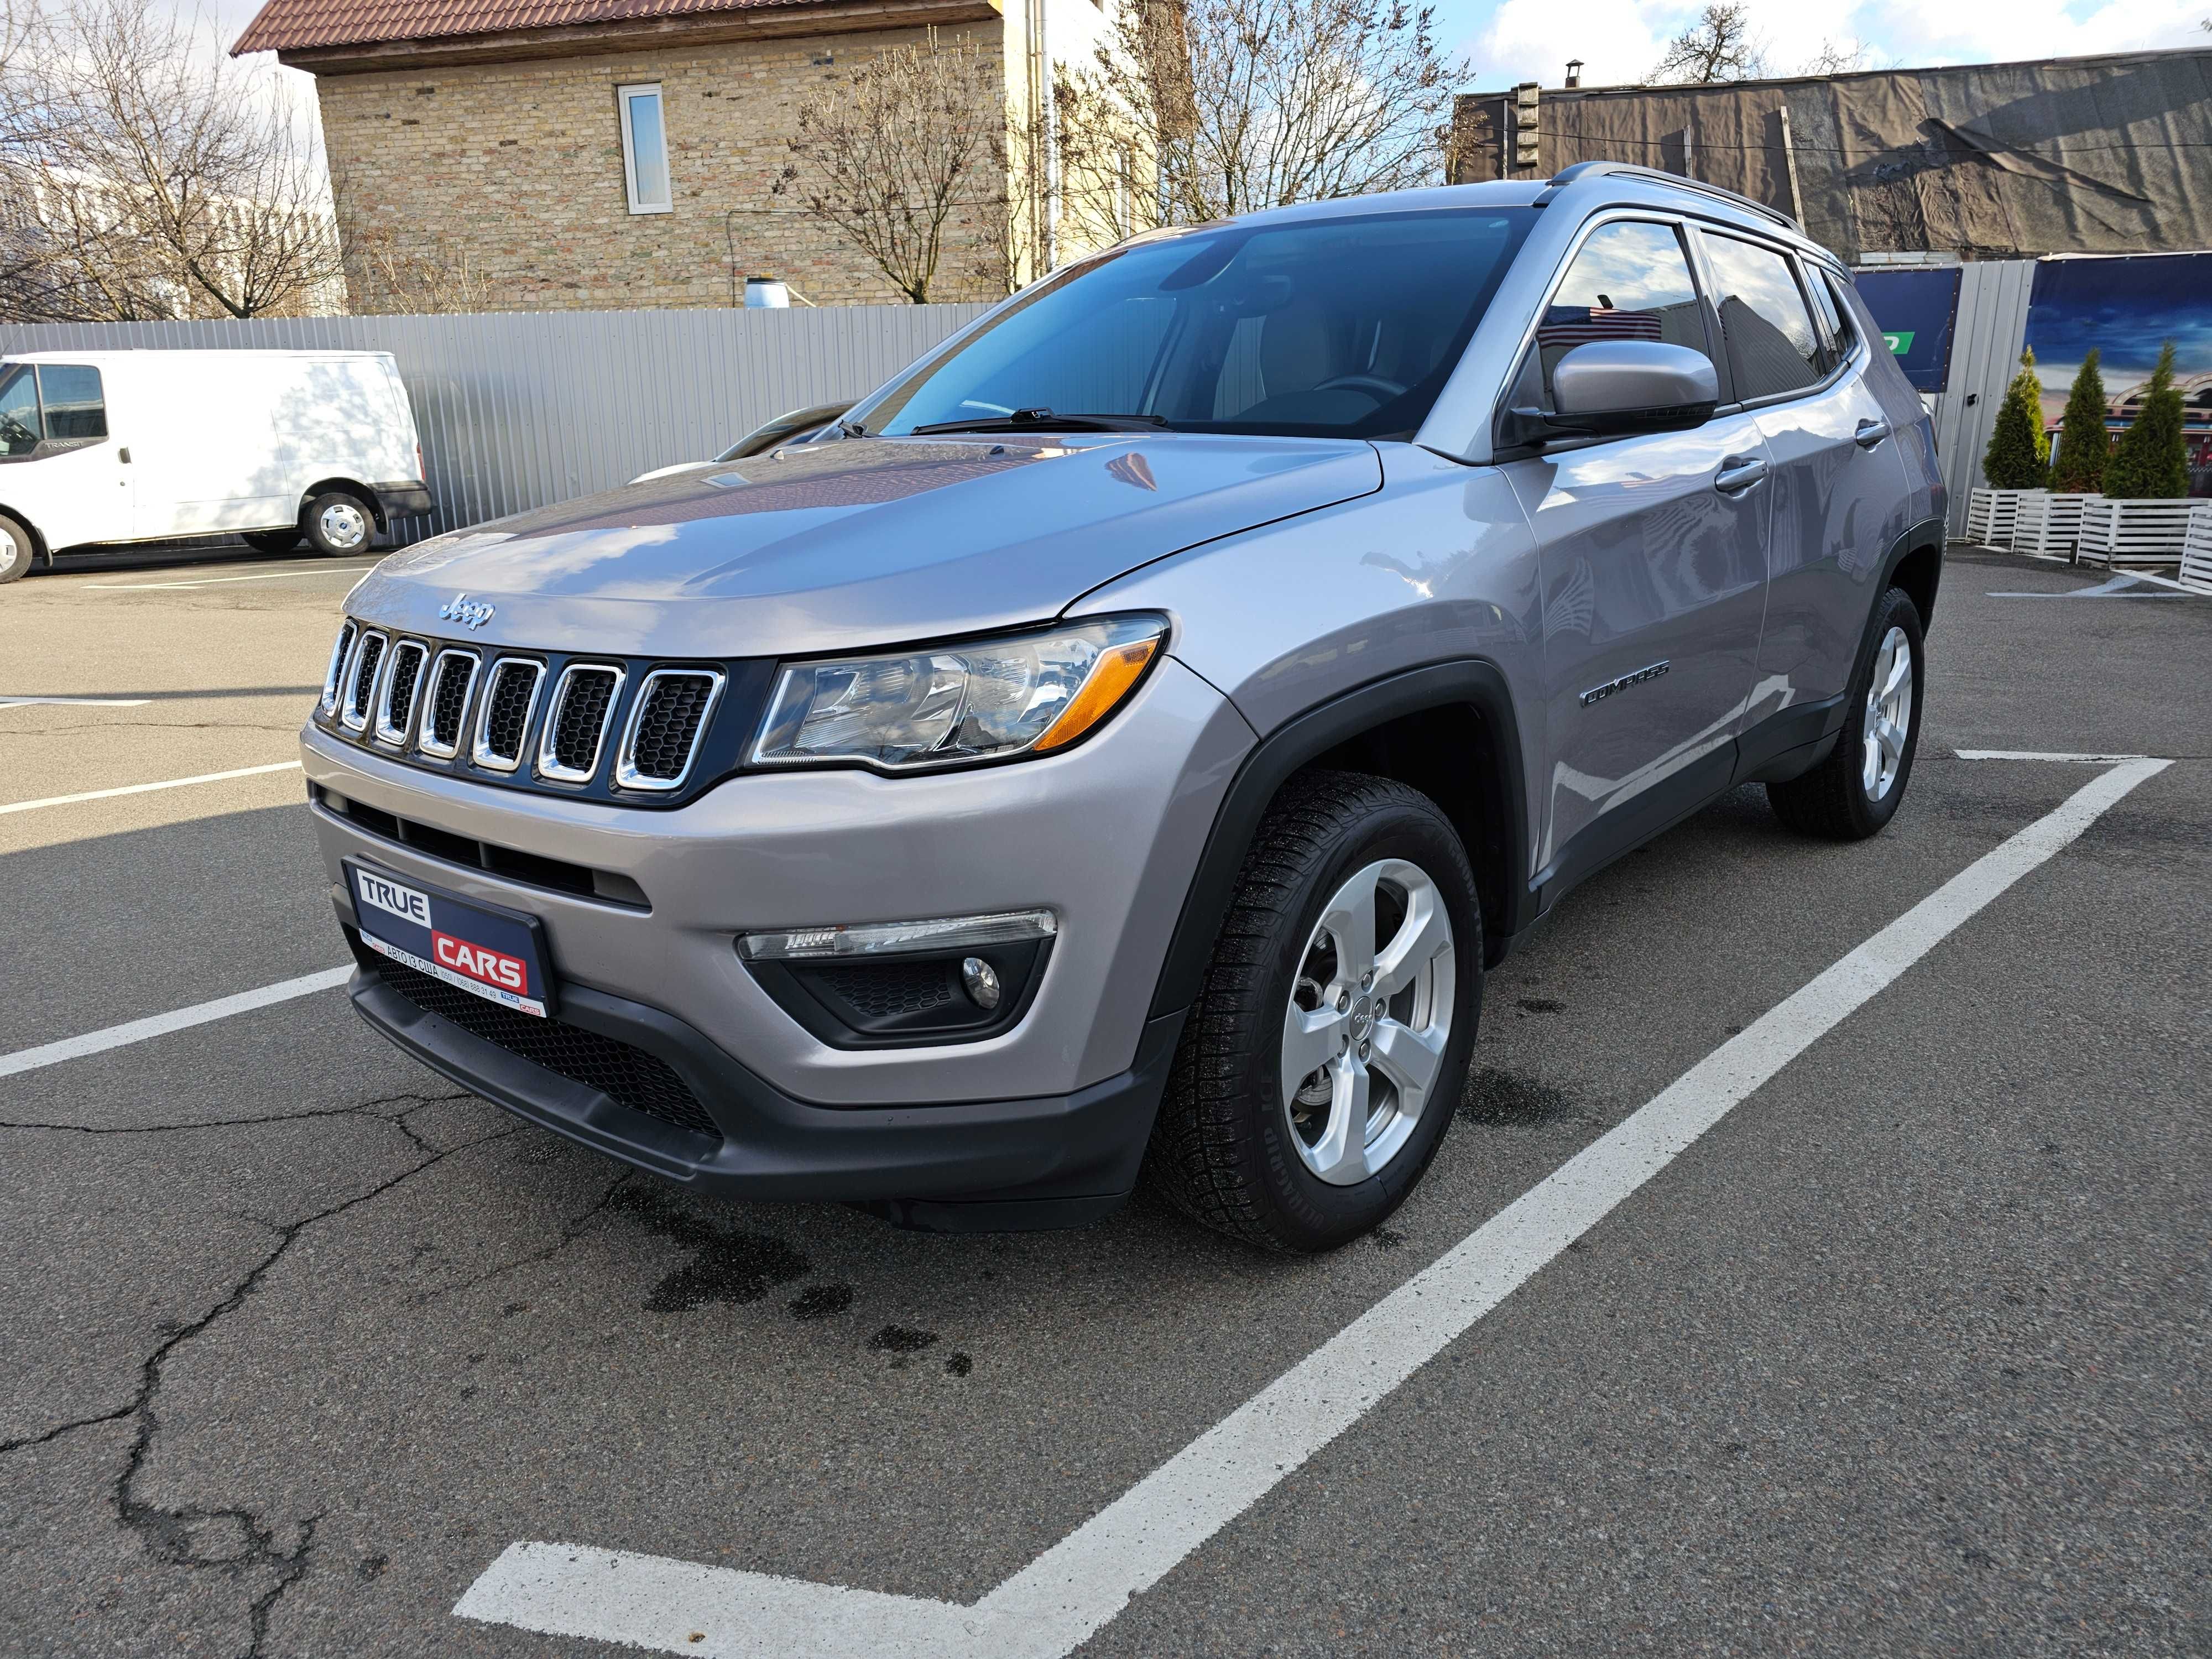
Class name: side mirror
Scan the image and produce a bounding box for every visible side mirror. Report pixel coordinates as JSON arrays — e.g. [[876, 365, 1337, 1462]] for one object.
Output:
[[1506, 341, 1720, 445]]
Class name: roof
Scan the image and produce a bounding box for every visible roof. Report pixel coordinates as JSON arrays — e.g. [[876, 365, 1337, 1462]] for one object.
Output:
[[231, 0, 821, 56]]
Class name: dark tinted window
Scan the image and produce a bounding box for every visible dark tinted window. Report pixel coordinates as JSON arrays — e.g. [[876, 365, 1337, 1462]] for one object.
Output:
[[39, 365, 106, 441], [1806, 270, 1855, 366], [1701, 233, 1822, 400], [863, 209, 1538, 440], [0, 364, 38, 457], [1527, 220, 1709, 411]]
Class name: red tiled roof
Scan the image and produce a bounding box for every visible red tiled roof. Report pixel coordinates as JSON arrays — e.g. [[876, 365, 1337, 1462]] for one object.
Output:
[[232, 0, 820, 55]]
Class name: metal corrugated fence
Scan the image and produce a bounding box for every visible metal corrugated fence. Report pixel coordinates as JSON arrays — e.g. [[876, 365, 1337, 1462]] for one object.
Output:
[[1919, 259, 2037, 540], [0, 305, 989, 545]]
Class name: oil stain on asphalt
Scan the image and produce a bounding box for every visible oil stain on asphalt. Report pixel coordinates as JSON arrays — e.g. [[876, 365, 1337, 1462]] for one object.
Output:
[[613, 1187, 810, 1312], [1456, 1067, 1590, 1128]]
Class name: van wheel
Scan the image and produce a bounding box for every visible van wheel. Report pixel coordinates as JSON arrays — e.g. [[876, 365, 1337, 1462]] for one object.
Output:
[[1145, 771, 1482, 1253], [1767, 586, 1924, 840], [0, 513, 32, 584], [244, 528, 302, 555], [303, 491, 374, 557]]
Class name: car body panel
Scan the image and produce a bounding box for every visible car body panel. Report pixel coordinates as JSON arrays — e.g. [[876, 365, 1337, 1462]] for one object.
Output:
[[347, 432, 1383, 659]]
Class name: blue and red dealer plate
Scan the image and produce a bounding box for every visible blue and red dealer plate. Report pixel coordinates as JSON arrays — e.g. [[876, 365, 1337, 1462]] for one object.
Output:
[[345, 859, 554, 1019]]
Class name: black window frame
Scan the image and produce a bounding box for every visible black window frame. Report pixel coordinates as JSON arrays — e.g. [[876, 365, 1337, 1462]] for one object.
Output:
[[0, 362, 109, 462]]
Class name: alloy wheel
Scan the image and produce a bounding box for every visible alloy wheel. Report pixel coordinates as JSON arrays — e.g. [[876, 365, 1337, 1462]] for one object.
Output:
[[1861, 624, 1914, 800], [1279, 858, 1455, 1186]]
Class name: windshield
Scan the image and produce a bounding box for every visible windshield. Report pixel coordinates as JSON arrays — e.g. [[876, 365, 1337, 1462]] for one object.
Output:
[[860, 208, 1537, 442]]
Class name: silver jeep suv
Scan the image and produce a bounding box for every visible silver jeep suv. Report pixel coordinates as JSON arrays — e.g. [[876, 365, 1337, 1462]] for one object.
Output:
[[304, 164, 1942, 1252]]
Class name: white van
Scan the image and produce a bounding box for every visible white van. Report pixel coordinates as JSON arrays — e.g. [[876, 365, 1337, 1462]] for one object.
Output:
[[0, 348, 431, 585]]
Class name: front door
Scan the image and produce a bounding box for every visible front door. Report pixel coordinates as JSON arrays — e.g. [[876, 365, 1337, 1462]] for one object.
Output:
[[1500, 217, 1772, 889], [0, 362, 131, 552]]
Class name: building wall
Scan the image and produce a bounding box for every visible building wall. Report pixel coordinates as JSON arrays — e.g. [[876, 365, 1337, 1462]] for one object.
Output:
[[317, 22, 1010, 312]]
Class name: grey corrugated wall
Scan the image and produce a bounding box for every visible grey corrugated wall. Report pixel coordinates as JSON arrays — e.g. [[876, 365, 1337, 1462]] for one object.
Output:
[[1919, 259, 2037, 539], [0, 305, 989, 544]]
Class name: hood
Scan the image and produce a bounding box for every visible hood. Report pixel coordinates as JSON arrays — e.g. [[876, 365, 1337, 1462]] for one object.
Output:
[[348, 433, 1381, 658]]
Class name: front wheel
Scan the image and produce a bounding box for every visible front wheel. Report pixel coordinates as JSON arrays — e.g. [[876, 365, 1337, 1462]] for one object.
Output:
[[302, 491, 375, 557], [0, 513, 31, 584], [1768, 585, 1925, 840], [1145, 771, 1483, 1253]]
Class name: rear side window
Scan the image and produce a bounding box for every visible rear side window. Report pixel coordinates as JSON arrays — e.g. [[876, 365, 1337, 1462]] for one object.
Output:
[[1806, 269, 1856, 367], [0, 364, 37, 457], [1700, 233, 1822, 400], [1525, 220, 1709, 413], [39, 364, 107, 441]]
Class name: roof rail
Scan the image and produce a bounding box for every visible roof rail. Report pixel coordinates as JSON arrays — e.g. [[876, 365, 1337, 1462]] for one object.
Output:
[[1535, 160, 1802, 235]]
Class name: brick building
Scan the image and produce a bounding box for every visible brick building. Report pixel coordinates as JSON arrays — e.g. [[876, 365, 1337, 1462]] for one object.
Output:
[[233, 0, 1110, 310]]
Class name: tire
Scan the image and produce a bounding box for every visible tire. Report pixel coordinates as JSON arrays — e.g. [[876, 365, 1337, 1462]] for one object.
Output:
[[1767, 585, 1925, 841], [0, 513, 32, 584], [302, 491, 375, 557], [1145, 770, 1484, 1253], [243, 528, 302, 555]]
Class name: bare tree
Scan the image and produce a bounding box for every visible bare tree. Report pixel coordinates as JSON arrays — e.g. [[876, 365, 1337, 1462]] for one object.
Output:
[[771, 30, 1008, 304], [1055, 0, 1463, 247], [1648, 2, 1769, 83], [1798, 37, 1872, 75], [0, 0, 342, 321], [342, 223, 502, 314]]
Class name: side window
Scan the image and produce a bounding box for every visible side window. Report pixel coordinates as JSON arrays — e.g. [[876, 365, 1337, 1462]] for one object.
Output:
[[1700, 233, 1822, 400], [38, 365, 107, 442], [0, 364, 39, 457], [1526, 220, 1709, 412], [618, 84, 672, 215], [1806, 269, 1856, 368]]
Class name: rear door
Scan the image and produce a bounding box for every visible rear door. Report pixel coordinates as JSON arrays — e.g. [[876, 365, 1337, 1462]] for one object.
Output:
[[1500, 215, 1774, 889], [1690, 232, 1913, 743]]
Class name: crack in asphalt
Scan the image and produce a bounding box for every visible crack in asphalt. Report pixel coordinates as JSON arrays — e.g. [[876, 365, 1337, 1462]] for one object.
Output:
[[0, 1088, 474, 1140], [411, 1170, 637, 1306], [2, 1107, 518, 1657]]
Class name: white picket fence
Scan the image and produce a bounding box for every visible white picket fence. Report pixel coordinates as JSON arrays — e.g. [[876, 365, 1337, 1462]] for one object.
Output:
[[2076, 497, 2198, 568], [2012, 491, 2087, 557], [1964, 487, 2021, 547], [2180, 504, 2212, 594]]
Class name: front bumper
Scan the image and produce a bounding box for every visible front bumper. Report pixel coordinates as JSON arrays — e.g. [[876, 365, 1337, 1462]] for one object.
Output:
[[304, 655, 1254, 1216]]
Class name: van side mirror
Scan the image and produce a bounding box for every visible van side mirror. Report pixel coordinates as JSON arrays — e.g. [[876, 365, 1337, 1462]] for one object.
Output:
[[1504, 341, 1720, 446]]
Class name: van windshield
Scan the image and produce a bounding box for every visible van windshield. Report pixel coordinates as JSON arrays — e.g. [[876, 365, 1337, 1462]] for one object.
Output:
[[858, 208, 1538, 442], [0, 364, 39, 457]]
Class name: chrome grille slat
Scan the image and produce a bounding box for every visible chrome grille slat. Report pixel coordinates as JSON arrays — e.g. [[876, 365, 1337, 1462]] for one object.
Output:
[[320, 620, 358, 714], [341, 631, 388, 732], [536, 664, 625, 784], [617, 669, 723, 792], [416, 649, 480, 758], [471, 658, 544, 773], [373, 641, 429, 747]]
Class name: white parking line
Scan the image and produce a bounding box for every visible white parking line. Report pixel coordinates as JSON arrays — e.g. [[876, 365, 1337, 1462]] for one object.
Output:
[[1955, 748, 2150, 763], [82, 563, 377, 591], [0, 967, 353, 1081], [455, 754, 2174, 1659], [0, 696, 154, 709], [0, 760, 302, 816]]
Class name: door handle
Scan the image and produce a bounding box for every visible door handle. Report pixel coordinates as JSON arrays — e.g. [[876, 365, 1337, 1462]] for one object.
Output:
[[1854, 418, 1890, 450], [118, 447, 132, 463], [1714, 455, 1768, 495]]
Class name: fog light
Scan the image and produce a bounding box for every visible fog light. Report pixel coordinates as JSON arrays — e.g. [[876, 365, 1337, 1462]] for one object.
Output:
[[961, 956, 1001, 1010]]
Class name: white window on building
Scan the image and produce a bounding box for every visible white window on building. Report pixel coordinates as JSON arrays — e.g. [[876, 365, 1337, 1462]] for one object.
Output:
[[617, 84, 672, 215]]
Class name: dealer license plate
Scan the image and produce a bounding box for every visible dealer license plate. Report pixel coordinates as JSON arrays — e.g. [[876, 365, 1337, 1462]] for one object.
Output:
[[345, 859, 554, 1018]]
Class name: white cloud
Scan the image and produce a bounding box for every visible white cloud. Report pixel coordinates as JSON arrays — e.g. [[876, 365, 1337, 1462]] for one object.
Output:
[[1459, 0, 2210, 88]]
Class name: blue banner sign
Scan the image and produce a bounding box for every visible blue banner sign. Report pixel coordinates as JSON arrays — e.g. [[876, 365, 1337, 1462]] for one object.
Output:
[[1853, 269, 1961, 394]]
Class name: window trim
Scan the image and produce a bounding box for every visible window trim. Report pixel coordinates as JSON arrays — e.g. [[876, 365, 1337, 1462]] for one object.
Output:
[[1490, 209, 1731, 458], [616, 83, 672, 216], [33, 363, 109, 449]]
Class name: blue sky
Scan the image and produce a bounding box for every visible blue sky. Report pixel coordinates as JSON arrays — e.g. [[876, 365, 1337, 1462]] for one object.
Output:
[[1438, 0, 2209, 90]]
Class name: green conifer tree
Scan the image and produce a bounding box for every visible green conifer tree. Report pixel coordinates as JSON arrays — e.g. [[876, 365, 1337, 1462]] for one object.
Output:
[[1982, 347, 2050, 490], [2103, 342, 2189, 500], [2048, 348, 2110, 494]]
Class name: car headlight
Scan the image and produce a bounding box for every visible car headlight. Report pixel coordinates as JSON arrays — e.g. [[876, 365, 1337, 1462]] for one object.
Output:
[[751, 614, 1167, 772]]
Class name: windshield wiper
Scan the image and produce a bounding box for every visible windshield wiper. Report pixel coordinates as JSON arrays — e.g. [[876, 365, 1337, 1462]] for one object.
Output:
[[909, 408, 1172, 436], [837, 417, 868, 438]]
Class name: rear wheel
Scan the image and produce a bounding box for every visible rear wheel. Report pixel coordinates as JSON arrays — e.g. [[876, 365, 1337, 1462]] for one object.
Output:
[[0, 513, 32, 584], [243, 528, 302, 555], [1767, 585, 1924, 840], [302, 491, 374, 557], [1145, 771, 1482, 1253]]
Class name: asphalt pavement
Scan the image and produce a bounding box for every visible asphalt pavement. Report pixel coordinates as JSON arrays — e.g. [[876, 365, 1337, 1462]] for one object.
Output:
[[1, 542, 2204, 1658]]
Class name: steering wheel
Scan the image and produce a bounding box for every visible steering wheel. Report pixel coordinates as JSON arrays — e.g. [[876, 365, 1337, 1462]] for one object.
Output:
[[1313, 374, 1407, 403]]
